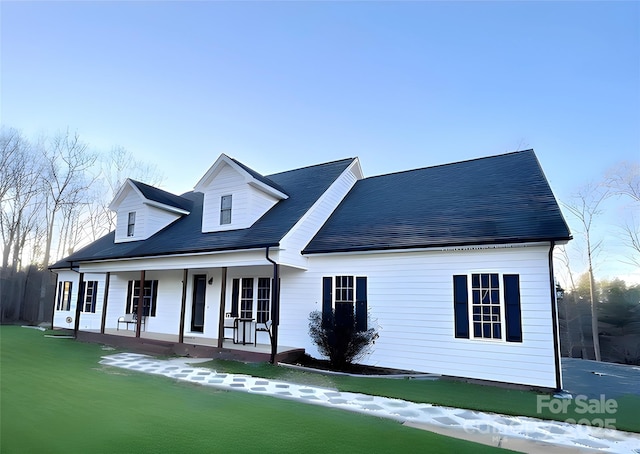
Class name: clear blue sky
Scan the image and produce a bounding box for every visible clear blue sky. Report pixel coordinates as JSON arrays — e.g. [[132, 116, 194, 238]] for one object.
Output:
[[2, 1, 639, 282]]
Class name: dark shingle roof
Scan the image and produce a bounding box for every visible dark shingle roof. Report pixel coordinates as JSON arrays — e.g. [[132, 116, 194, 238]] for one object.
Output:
[[130, 179, 193, 212], [229, 158, 288, 196], [50, 158, 355, 268], [303, 150, 571, 254]]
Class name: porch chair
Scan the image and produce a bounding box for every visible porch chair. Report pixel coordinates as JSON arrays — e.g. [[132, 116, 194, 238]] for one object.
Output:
[[254, 320, 272, 346], [117, 313, 145, 331], [223, 313, 238, 341]]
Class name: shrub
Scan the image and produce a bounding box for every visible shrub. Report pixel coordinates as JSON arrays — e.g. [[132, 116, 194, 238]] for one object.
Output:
[[308, 309, 379, 370]]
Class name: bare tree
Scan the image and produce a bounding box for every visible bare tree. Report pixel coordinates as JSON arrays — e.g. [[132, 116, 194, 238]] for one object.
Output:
[[563, 183, 609, 361], [0, 129, 44, 271], [40, 130, 97, 267], [604, 162, 640, 267]]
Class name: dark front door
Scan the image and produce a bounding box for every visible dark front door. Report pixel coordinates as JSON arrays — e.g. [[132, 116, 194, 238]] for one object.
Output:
[[191, 275, 206, 332]]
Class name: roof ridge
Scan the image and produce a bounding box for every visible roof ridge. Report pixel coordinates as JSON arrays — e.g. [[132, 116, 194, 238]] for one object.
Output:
[[267, 157, 356, 178], [363, 149, 534, 181]]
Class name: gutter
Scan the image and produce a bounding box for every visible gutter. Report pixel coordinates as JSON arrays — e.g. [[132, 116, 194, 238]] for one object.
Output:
[[265, 247, 280, 364], [548, 241, 563, 391]]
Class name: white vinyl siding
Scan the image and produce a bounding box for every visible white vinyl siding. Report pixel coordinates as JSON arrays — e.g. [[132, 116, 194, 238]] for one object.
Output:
[[279, 244, 558, 388], [278, 163, 360, 268], [114, 191, 181, 243], [200, 163, 279, 232]]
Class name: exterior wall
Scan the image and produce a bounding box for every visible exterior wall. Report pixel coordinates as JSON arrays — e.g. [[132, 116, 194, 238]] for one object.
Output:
[[277, 244, 559, 388], [52, 270, 80, 329], [201, 163, 278, 232], [114, 191, 181, 243], [279, 163, 360, 269]]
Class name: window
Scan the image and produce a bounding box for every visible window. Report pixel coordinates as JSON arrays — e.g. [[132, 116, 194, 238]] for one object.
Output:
[[256, 278, 271, 323], [240, 278, 253, 319], [82, 281, 98, 313], [220, 195, 232, 225], [322, 276, 368, 331], [56, 281, 72, 311], [453, 273, 522, 342], [127, 212, 136, 237], [126, 280, 158, 317], [230, 277, 271, 321]]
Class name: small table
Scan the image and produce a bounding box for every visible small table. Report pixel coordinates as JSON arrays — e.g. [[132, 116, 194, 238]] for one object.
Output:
[[235, 318, 254, 345]]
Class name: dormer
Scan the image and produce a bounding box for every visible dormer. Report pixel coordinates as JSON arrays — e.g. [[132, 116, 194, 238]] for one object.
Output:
[[194, 154, 289, 233], [109, 179, 191, 243]]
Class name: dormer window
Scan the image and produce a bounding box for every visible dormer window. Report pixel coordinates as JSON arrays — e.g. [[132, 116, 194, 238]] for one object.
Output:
[[127, 212, 136, 237], [220, 195, 232, 225]]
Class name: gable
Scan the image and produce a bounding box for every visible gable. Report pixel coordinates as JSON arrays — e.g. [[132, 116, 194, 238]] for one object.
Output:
[[194, 154, 289, 233], [110, 179, 192, 243], [304, 150, 572, 254]]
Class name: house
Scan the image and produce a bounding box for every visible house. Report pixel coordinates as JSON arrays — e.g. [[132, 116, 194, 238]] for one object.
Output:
[[50, 150, 571, 390]]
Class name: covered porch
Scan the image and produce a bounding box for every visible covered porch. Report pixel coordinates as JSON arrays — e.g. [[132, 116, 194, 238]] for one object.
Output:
[[77, 328, 304, 363]]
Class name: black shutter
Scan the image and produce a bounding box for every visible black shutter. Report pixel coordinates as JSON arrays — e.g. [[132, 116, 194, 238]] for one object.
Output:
[[57, 282, 62, 310], [504, 274, 522, 342], [67, 282, 72, 311], [355, 277, 367, 331], [151, 280, 158, 316], [322, 277, 332, 327], [92, 282, 99, 313], [126, 281, 133, 314], [453, 275, 469, 338], [231, 279, 239, 317]]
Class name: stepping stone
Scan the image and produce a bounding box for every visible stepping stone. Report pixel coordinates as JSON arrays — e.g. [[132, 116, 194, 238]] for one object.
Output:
[[255, 380, 269, 385], [361, 404, 383, 411], [197, 371, 210, 375], [277, 391, 292, 396], [386, 401, 408, 408], [192, 376, 205, 381], [455, 410, 482, 420], [275, 384, 289, 389], [324, 392, 342, 398], [164, 367, 179, 370], [208, 379, 224, 384], [355, 396, 374, 402], [233, 378, 246, 382], [546, 425, 569, 435], [230, 383, 245, 388], [433, 416, 458, 426], [174, 374, 188, 378], [419, 407, 443, 416], [525, 431, 552, 440], [329, 398, 348, 404], [300, 395, 319, 400], [299, 389, 315, 393], [251, 387, 267, 392], [395, 410, 420, 418], [573, 439, 609, 449]]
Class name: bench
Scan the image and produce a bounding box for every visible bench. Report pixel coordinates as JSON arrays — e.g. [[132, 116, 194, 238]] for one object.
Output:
[[117, 313, 145, 331]]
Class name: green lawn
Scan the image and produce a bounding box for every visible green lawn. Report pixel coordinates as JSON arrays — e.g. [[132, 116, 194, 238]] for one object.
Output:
[[201, 358, 640, 433], [0, 326, 506, 453]]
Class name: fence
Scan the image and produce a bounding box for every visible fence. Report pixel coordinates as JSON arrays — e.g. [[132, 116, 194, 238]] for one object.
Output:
[[0, 267, 56, 325]]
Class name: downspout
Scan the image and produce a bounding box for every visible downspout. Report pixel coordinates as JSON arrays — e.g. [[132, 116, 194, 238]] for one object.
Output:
[[548, 241, 563, 391], [265, 247, 280, 364]]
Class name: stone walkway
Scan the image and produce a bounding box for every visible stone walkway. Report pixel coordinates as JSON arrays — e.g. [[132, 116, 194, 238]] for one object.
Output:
[[99, 352, 640, 453]]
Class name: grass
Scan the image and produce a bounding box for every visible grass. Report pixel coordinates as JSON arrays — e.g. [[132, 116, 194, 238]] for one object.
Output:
[[199, 358, 640, 433], [0, 326, 507, 453]]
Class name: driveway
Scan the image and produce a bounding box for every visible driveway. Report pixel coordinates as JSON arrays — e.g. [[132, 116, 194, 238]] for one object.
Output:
[[562, 358, 640, 398]]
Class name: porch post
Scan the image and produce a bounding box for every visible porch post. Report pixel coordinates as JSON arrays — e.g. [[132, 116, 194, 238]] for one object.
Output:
[[179, 269, 188, 343], [73, 272, 84, 337], [270, 264, 280, 364], [217, 267, 228, 348], [136, 270, 145, 338], [100, 272, 110, 334]]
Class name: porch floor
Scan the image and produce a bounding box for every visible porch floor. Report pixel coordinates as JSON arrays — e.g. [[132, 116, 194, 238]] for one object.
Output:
[[77, 328, 304, 363]]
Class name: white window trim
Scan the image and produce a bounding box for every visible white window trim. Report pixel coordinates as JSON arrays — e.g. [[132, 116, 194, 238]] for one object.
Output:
[[467, 272, 507, 343]]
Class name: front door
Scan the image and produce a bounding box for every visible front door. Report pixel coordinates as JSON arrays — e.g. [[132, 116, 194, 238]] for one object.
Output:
[[191, 275, 206, 332]]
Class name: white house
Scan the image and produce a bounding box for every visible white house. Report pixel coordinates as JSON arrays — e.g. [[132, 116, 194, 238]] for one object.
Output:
[[50, 150, 571, 390]]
